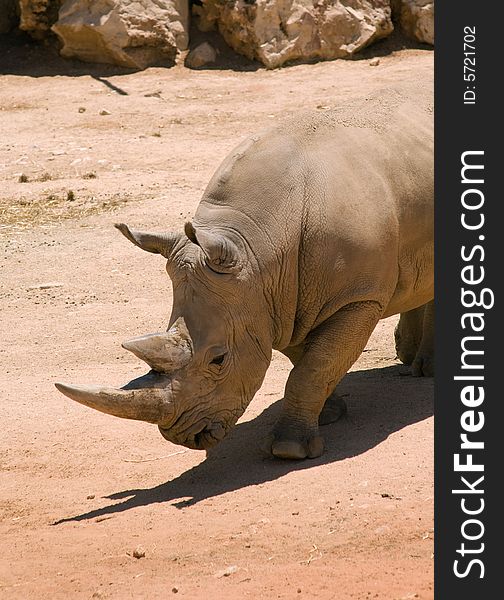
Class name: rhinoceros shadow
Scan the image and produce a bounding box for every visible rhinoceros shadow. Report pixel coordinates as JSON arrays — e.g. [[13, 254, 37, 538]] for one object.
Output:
[[53, 364, 433, 524]]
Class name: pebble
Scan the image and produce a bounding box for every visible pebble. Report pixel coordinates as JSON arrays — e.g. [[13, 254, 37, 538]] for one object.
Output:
[[78, 107, 86, 113], [369, 57, 380, 66], [186, 42, 217, 68], [214, 565, 238, 578], [99, 109, 111, 116], [133, 546, 146, 559], [28, 283, 63, 290]]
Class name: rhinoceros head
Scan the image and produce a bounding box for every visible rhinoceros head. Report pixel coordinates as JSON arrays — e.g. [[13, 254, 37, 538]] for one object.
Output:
[[55, 222, 273, 450]]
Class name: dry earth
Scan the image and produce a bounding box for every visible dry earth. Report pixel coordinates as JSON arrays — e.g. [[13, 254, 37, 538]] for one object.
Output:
[[0, 36, 434, 599]]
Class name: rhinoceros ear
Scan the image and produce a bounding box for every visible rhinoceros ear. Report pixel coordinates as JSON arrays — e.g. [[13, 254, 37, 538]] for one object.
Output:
[[115, 223, 180, 259], [184, 222, 242, 274]]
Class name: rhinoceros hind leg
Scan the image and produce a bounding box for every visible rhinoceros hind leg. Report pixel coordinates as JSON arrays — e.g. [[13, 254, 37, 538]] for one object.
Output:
[[395, 305, 425, 365], [411, 300, 434, 376], [412, 353, 434, 377], [394, 301, 434, 377], [395, 301, 434, 376], [318, 391, 347, 426]]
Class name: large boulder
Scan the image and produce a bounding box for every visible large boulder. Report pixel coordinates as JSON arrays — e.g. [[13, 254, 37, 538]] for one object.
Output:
[[394, 0, 433, 44], [193, 0, 394, 68], [51, 0, 189, 68], [18, 0, 61, 38]]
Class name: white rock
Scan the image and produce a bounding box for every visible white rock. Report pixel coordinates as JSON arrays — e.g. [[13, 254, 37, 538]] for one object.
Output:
[[214, 565, 238, 578], [395, 0, 434, 44], [196, 0, 393, 68], [52, 0, 190, 68], [185, 42, 217, 68], [28, 282, 64, 290]]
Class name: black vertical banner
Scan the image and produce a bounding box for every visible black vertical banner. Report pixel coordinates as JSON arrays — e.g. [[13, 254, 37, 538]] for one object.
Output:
[[435, 3, 503, 598]]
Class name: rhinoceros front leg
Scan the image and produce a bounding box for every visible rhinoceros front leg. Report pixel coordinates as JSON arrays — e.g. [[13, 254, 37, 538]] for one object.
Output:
[[395, 300, 434, 377], [281, 345, 348, 426], [268, 301, 383, 460]]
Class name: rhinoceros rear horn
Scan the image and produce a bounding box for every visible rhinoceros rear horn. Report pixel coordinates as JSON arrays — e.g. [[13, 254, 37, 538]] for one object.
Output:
[[115, 223, 180, 259], [184, 222, 242, 273], [54, 383, 174, 424], [121, 317, 192, 373]]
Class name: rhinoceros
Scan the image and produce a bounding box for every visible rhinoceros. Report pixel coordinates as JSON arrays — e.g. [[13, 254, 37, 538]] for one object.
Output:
[[56, 94, 433, 460]]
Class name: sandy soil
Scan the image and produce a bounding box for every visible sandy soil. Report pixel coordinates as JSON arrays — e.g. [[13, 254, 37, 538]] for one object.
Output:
[[0, 38, 433, 600]]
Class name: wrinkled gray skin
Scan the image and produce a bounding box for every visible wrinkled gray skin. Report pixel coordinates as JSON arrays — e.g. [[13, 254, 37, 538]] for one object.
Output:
[[56, 98, 433, 460]]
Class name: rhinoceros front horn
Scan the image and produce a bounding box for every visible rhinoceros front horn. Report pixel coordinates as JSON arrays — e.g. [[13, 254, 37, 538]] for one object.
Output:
[[54, 383, 174, 424], [121, 317, 192, 373]]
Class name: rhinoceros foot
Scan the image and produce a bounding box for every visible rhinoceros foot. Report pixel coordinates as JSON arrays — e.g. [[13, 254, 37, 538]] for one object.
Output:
[[262, 419, 324, 460], [271, 436, 325, 460], [318, 392, 348, 426], [411, 354, 434, 377], [263, 393, 347, 459]]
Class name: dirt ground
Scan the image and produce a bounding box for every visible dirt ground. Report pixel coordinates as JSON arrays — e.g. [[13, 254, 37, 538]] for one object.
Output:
[[0, 36, 433, 600]]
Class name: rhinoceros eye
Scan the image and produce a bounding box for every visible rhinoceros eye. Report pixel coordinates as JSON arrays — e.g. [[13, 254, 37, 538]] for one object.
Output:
[[210, 353, 226, 366]]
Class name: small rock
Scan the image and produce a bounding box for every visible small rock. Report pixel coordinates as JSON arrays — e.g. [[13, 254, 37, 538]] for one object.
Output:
[[87, 494, 95, 500], [186, 42, 217, 68], [28, 283, 64, 290], [214, 565, 238, 578], [132, 546, 146, 559], [18, 173, 29, 183], [172, 588, 178, 594], [78, 107, 86, 113], [374, 525, 391, 535], [99, 109, 111, 116], [369, 57, 380, 66]]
